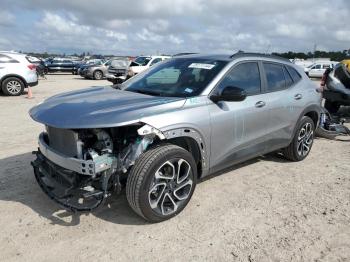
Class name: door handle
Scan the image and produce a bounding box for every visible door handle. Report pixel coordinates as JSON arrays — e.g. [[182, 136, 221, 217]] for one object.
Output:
[[255, 101, 266, 108], [294, 94, 303, 100]]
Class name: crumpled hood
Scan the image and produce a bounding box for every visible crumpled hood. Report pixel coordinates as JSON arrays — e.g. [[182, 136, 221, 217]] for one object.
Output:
[[29, 86, 186, 129]]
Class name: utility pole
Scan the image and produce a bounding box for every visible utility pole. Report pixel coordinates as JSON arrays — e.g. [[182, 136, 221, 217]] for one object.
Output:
[[313, 43, 317, 63]]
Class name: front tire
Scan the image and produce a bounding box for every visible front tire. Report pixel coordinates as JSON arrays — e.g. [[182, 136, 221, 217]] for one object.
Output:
[[126, 144, 197, 222], [283, 116, 315, 161], [1, 77, 25, 96], [93, 70, 103, 80]]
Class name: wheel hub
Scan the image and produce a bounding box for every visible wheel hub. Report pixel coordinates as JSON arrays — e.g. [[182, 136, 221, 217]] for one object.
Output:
[[148, 159, 193, 216], [297, 122, 314, 157]]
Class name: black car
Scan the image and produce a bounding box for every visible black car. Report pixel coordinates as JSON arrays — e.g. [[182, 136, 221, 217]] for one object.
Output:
[[322, 63, 350, 113], [46, 59, 77, 73]]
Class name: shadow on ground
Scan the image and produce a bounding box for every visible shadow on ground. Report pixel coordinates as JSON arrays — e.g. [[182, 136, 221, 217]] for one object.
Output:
[[0, 150, 290, 227], [0, 152, 147, 226]]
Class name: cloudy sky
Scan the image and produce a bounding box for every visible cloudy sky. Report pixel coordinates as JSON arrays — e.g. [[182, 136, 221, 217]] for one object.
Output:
[[0, 0, 349, 55]]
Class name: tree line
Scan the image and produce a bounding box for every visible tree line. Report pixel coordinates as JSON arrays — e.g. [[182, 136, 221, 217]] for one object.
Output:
[[272, 50, 350, 61]]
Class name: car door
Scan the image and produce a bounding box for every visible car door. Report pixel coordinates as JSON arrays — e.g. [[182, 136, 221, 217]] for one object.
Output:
[[62, 60, 73, 71], [260, 62, 304, 148], [309, 64, 322, 77], [208, 61, 272, 173]]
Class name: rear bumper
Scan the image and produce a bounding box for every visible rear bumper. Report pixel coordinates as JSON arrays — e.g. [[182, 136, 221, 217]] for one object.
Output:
[[106, 74, 126, 84], [28, 80, 38, 87]]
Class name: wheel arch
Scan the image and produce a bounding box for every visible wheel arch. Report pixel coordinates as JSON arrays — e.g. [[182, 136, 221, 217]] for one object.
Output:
[[166, 136, 203, 178], [160, 127, 210, 179], [292, 104, 321, 138], [93, 69, 103, 77], [0, 74, 28, 87]]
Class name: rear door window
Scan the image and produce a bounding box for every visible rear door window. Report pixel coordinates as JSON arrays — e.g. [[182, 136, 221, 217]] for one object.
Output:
[[216, 62, 261, 95], [263, 63, 286, 92], [150, 58, 162, 66]]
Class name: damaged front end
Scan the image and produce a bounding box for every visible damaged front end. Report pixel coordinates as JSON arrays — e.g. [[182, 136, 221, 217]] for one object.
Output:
[[31, 124, 162, 212]]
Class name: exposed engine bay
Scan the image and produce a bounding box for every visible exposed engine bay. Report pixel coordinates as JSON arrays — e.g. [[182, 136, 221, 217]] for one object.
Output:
[[31, 124, 160, 211]]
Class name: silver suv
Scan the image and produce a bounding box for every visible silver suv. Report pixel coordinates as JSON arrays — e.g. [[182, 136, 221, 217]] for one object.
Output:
[[0, 52, 38, 96], [30, 53, 322, 222]]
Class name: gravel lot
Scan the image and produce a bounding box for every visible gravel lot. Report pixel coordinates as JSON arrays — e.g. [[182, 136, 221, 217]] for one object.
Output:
[[0, 74, 349, 262]]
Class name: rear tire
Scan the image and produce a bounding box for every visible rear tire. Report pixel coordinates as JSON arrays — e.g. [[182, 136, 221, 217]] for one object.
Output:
[[1, 77, 25, 96], [126, 144, 197, 222], [324, 100, 340, 114], [283, 116, 315, 161]]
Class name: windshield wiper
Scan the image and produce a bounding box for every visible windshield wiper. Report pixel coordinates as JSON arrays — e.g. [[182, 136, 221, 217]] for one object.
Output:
[[132, 89, 163, 97]]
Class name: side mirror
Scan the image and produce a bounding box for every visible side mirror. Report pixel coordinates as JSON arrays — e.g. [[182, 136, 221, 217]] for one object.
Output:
[[210, 86, 247, 102]]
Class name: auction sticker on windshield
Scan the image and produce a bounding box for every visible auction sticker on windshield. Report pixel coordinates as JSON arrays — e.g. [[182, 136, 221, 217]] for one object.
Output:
[[188, 63, 215, 70]]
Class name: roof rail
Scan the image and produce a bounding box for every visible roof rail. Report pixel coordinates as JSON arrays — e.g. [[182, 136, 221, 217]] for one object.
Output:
[[230, 52, 291, 63]]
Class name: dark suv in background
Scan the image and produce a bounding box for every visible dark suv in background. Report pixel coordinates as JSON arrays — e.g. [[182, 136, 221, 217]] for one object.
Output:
[[46, 58, 77, 73]]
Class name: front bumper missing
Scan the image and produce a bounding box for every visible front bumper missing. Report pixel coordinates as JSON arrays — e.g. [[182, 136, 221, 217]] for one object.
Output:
[[31, 151, 111, 212], [38, 132, 112, 176]]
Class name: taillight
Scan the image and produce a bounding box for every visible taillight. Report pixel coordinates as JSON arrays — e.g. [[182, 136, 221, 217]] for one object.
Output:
[[27, 64, 36, 70]]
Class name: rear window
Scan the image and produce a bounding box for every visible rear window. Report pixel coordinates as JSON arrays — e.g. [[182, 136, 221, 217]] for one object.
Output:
[[286, 66, 302, 83], [264, 63, 286, 92], [111, 60, 129, 68]]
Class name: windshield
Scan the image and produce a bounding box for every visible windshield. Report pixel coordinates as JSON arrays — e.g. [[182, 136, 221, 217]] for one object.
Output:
[[111, 59, 129, 68], [134, 56, 152, 66], [123, 58, 227, 97]]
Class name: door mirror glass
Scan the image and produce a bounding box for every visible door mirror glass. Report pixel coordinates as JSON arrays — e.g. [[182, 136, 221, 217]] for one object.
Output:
[[210, 86, 247, 102]]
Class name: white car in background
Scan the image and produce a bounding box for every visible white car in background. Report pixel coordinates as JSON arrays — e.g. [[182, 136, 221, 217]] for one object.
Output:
[[304, 61, 338, 78], [128, 55, 170, 76], [0, 52, 38, 96]]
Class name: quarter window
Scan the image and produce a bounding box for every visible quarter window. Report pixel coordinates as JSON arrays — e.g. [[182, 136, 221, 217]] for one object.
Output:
[[283, 67, 294, 88], [0, 54, 18, 63], [217, 62, 261, 95], [286, 66, 302, 83], [264, 63, 286, 91]]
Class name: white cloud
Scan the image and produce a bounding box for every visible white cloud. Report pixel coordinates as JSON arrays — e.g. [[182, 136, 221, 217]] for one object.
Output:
[[276, 24, 307, 38], [169, 35, 184, 45], [0, 0, 349, 54], [38, 12, 90, 36], [0, 10, 14, 26], [335, 30, 350, 42]]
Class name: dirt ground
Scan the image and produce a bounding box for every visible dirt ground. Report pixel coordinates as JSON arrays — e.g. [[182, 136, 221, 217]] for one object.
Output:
[[0, 74, 349, 262]]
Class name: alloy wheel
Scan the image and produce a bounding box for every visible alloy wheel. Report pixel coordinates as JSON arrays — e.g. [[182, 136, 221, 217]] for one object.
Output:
[[297, 122, 313, 157], [148, 158, 193, 216], [6, 80, 22, 95], [94, 71, 102, 80]]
